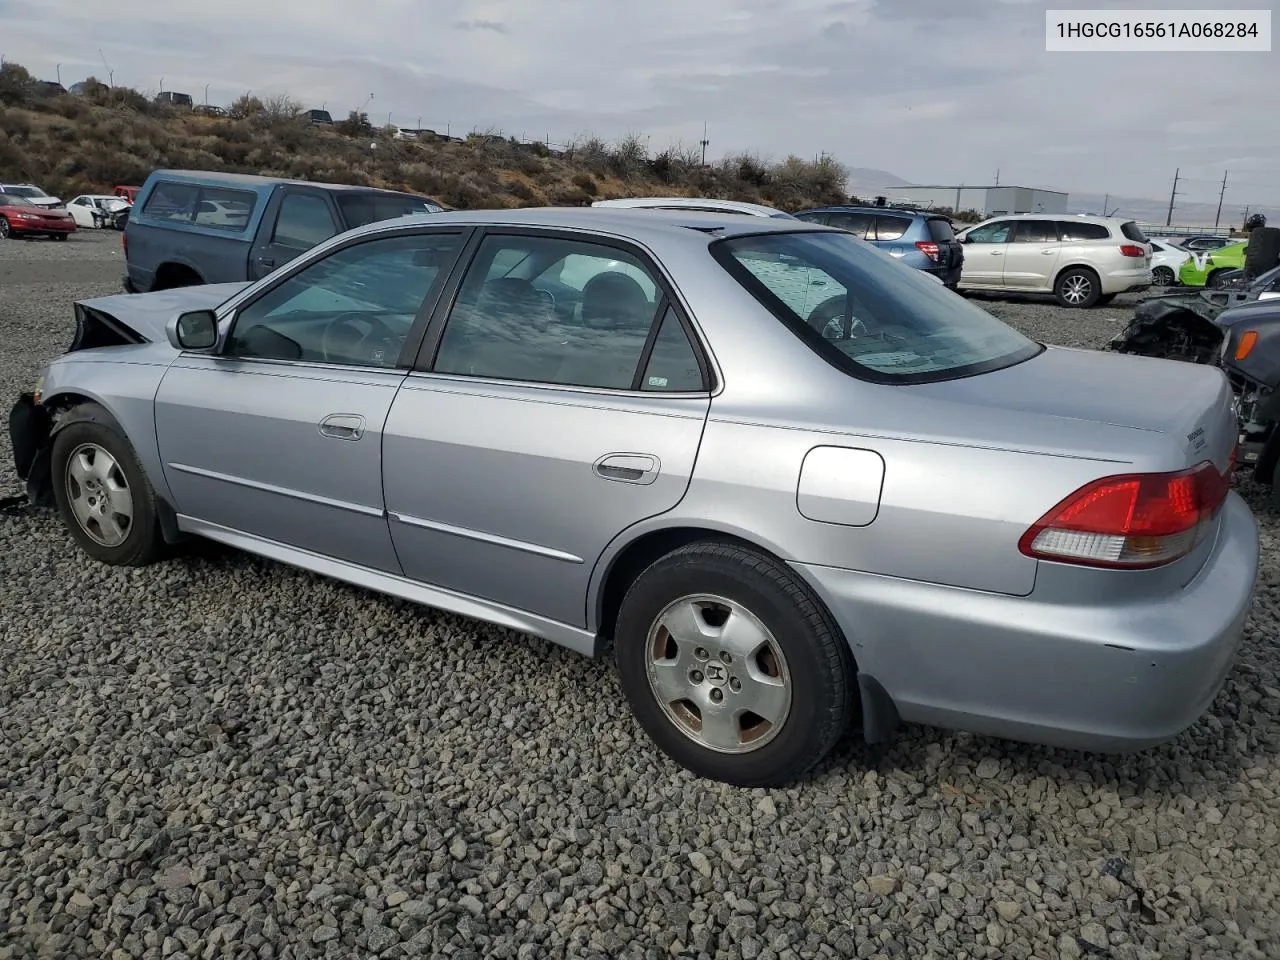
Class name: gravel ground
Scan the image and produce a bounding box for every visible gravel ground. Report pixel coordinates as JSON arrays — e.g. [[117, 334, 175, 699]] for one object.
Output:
[[1, 230, 1278, 960]]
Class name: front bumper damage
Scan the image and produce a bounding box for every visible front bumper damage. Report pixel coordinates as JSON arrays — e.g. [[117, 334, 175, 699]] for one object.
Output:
[[7, 392, 55, 506]]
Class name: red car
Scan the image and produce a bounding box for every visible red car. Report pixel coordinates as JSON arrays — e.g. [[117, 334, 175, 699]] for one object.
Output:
[[0, 195, 77, 240]]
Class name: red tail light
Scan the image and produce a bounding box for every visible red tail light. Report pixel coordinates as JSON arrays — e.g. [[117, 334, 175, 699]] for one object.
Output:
[[1119, 244, 1146, 258], [915, 241, 940, 262], [1018, 461, 1230, 569]]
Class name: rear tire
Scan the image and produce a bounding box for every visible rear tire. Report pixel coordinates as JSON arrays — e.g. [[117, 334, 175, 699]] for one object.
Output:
[[1245, 226, 1280, 278], [1152, 266, 1175, 286], [613, 540, 856, 786], [1206, 269, 1228, 289], [1055, 267, 1101, 308], [50, 405, 166, 567]]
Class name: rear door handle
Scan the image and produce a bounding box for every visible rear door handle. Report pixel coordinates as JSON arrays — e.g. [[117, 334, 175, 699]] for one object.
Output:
[[593, 453, 659, 485], [318, 413, 365, 441]]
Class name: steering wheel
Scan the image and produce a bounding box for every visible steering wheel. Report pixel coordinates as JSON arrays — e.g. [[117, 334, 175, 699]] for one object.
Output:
[[807, 295, 866, 342], [320, 313, 400, 365]]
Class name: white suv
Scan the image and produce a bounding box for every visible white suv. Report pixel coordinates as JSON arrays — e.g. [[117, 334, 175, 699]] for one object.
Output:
[[955, 214, 1151, 308]]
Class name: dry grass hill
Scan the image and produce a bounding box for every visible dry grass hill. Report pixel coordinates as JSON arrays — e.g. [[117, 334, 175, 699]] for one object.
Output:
[[0, 61, 850, 212]]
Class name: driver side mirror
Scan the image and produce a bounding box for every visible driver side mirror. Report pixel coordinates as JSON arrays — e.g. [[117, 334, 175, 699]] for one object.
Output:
[[168, 310, 218, 351]]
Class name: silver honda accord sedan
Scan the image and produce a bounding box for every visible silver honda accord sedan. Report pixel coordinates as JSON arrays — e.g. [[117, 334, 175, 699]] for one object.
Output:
[[8, 207, 1259, 786]]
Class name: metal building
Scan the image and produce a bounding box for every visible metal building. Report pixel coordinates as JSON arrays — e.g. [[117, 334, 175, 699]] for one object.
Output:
[[892, 185, 1069, 217]]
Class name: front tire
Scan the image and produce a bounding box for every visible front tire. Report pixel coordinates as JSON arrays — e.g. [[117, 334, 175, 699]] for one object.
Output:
[[50, 405, 165, 566], [0, 219, 10, 239], [1054, 267, 1101, 308], [614, 541, 856, 786]]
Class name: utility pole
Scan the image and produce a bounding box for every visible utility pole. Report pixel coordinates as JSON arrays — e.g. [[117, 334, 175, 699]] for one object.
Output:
[[1214, 170, 1228, 228], [994, 168, 1000, 186], [1165, 167, 1180, 226], [1102, 193, 1109, 216], [955, 183, 962, 212], [1243, 205, 1251, 230], [700, 122, 709, 167]]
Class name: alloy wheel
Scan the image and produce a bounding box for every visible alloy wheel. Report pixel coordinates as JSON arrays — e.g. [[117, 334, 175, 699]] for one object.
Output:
[[1061, 274, 1092, 305], [644, 594, 792, 754], [64, 443, 134, 547]]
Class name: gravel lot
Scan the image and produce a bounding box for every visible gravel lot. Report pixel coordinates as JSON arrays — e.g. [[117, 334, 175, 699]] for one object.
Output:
[[1, 230, 1278, 960]]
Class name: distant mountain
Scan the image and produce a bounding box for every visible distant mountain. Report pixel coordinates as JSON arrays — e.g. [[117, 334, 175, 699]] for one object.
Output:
[[842, 166, 1266, 228]]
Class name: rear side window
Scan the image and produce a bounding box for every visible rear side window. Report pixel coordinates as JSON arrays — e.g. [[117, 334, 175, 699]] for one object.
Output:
[[142, 181, 199, 222], [873, 216, 911, 241], [714, 231, 1040, 383], [926, 218, 956, 242], [1011, 220, 1059, 243], [337, 192, 438, 228], [142, 181, 254, 231], [273, 193, 340, 249], [1057, 221, 1110, 241], [1120, 221, 1149, 243], [824, 212, 874, 238]]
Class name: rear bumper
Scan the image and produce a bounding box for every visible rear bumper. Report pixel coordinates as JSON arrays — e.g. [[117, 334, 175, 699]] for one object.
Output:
[[794, 491, 1259, 752], [1100, 265, 1153, 294]]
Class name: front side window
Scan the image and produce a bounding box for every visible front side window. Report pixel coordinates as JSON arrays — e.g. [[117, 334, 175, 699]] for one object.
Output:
[[433, 234, 684, 390], [714, 230, 1041, 382], [964, 220, 1013, 243], [226, 232, 462, 366], [336, 192, 439, 229]]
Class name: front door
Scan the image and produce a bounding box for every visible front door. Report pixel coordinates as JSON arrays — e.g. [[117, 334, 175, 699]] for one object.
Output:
[[247, 187, 343, 280], [382, 229, 712, 627], [958, 218, 1014, 286], [1001, 219, 1062, 289], [154, 229, 467, 572]]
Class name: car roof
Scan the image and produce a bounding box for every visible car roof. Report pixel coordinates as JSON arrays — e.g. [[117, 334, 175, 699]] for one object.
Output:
[[798, 205, 942, 218], [338, 205, 829, 246], [591, 197, 790, 217], [144, 169, 419, 195]]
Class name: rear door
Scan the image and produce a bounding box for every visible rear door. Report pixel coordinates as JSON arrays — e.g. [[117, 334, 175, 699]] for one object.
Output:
[[870, 214, 914, 260], [1002, 219, 1062, 290], [248, 186, 343, 280], [381, 228, 713, 628]]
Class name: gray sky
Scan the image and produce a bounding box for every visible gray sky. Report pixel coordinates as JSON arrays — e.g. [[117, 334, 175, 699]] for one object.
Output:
[[3, 0, 1276, 212]]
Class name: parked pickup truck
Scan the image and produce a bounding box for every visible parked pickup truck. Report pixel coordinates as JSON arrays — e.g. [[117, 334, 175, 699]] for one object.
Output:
[[123, 170, 443, 292]]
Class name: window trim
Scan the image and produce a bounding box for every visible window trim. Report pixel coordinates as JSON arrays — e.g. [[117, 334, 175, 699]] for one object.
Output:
[[216, 224, 474, 369], [708, 228, 1044, 386], [409, 225, 717, 397]]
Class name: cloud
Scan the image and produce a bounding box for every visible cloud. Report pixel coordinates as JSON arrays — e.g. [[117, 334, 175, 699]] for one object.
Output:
[[453, 19, 507, 33], [1, 0, 1275, 214]]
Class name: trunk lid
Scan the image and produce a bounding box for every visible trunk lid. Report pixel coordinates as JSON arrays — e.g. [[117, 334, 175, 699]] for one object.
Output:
[[914, 344, 1238, 471]]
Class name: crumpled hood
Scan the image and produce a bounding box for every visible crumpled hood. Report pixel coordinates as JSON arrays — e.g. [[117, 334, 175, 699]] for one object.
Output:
[[75, 282, 251, 344]]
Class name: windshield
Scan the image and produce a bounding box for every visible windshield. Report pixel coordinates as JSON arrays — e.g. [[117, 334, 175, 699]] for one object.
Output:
[[713, 230, 1042, 383], [0, 196, 35, 207], [6, 186, 47, 198], [336, 192, 440, 228]]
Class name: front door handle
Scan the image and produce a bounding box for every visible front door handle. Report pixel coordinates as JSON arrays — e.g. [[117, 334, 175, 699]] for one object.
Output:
[[257, 256, 275, 268], [318, 413, 365, 441], [594, 453, 659, 485], [1041, 249, 1056, 255]]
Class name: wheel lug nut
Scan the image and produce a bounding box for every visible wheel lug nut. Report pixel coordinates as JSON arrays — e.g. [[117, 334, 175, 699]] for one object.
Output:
[[695, 647, 709, 661], [729, 678, 741, 693], [690, 670, 703, 684], [719, 652, 732, 664], [710, 688, 724, 703]]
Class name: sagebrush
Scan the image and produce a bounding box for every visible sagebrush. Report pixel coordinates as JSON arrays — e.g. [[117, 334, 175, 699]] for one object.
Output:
[[0, 61, 850, 211]]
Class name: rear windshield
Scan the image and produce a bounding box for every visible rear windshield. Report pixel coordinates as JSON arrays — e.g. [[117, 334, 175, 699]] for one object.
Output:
[[926, 218, 956, 242], [337, 192, 440, 228], [713, 230, 1041, 383], [1120, 221, 1148, 243]]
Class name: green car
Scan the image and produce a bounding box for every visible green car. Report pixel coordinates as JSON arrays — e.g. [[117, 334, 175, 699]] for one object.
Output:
[[1178, 240, 1247, 288]]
